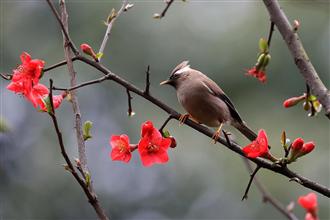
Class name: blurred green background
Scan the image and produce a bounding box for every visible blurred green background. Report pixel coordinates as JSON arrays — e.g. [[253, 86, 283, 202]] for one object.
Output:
[[0, 0, 329, 219]]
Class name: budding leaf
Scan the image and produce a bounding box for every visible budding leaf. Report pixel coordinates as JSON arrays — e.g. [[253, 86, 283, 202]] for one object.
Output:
[[162, 130, 171, 138], [83, 120, 93, 141], [281, 131, 286, 147], [85, 171, 91, 187], [95, 52, 103, 60], [107, 8, 117, 24], [259, 38, 268, 53]]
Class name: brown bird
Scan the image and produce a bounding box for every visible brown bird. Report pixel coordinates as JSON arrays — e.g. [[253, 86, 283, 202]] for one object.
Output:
[[160, 60, 257, 142]]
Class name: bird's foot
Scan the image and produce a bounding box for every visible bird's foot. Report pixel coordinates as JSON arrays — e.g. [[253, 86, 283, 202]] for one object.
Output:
[[211, 131, 221, 144], [212, 123, 224, 144], [178, 113, 190, 125]]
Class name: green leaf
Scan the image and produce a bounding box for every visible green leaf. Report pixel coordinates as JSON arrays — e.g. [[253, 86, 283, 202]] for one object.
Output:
[[83, 120, 93, 141], [259, 38, 268, 53]]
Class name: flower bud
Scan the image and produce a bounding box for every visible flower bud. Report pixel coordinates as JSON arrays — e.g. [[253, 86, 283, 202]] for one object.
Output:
[[293, 19, 300, 32], [303, 101, 311, 111], [283, 94, 306, 108], [288, 137, 304, 162], [80, 43, 98, 61], [169, 136, 177, 148], [301, 142, 315, 156]]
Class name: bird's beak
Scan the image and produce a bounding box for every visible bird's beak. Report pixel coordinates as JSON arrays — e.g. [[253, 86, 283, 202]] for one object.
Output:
[[160, 79, 171, 85]]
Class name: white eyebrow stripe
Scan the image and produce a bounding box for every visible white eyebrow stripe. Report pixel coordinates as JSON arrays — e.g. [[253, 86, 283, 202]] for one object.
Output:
[[175, 65, 191, 74]]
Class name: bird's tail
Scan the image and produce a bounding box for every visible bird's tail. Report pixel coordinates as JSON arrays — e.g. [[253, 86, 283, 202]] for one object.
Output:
[[233, 122, 257, 142]]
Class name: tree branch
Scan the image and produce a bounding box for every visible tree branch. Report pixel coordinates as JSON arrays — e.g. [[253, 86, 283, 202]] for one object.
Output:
[[156, 0, 175, 18], [263, 0, 330, 119], [48, 79, 108, 220], [69, 55, 329, 197], [243, 159, 298, 220], [242, 165, 261, 201], [45, 0, 79, 55], [98, 0, 129, 62], [59, 1, 108, 219], [144, 65, 151, 95], [126, 88, 134, 116]]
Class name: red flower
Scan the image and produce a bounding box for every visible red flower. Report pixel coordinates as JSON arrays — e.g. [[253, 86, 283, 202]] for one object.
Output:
[[283, 95, 306, 108], [242, 129, 269, 158], [110, 134, 132, 163], [298, 193, 318, 219], [246, 67, 267, 83], [138, 121, 171, 167]]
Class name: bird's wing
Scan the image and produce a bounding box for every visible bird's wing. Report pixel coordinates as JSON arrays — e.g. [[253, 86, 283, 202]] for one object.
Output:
[[201, 77, 243, 123]]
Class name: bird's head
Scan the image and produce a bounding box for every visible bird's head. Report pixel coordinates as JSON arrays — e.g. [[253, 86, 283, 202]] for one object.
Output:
[[160, 60, 191, 88]]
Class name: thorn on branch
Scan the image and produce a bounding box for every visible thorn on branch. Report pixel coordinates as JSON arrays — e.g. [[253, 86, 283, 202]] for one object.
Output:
[[242, 165, 261, 201], [126, 89, 134, 117], [144, 65, 151, 95]]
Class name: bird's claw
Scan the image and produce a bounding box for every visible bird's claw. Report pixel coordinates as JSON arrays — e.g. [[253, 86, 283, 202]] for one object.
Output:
[[179, 114, 190, 125], [211, 130, 221, 144]]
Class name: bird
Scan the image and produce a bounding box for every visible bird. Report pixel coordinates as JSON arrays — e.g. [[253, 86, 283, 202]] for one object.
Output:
[[160, 60, 257, 143]]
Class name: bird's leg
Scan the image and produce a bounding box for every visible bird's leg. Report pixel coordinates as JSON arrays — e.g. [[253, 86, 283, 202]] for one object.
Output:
[[178, 113, 190, 125], [212, 123, 223, 144]]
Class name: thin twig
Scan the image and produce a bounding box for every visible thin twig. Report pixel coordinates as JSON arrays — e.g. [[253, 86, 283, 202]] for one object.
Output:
[[0, 72, 12, 80], [267, 21, 275, 47], [48, 79, 108, 220], [158, 0, 175, 18], [59, 1, 109, 219], [263, 0, 330, 119], [43, 57, 79, 72], [45, 0, 79, 55], [243, 159, 299, 220], [126, 89, 134, 116], [159, 115, 173, 132], [144, 65, 151, 95], [53, 73, 112, 91], [98, 0, 128, 62], [242, 165, 261, 200]]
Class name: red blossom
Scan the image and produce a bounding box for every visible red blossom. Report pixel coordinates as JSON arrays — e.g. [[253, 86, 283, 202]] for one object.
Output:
[[246, 67, 267, 83], [305, 212, 318, 220], [298, 193, 318, 219], [7, 52, 45, 97], [110, 134, 132, 163], [138, 121, 171, 167], [242, 129, 269, 158]]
